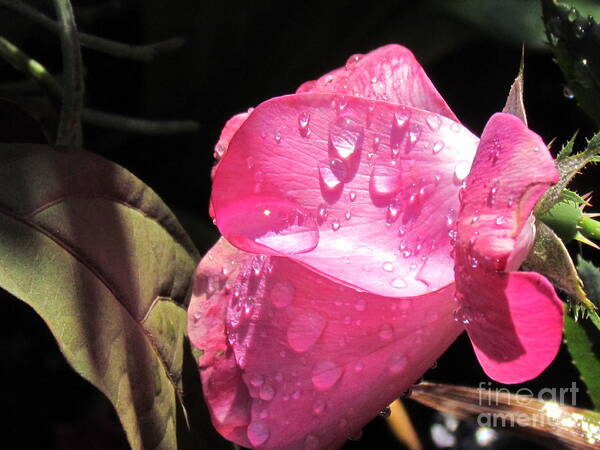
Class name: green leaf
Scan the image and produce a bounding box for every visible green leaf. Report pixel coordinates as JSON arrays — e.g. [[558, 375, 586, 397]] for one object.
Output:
[[557, 132, 577, 161], [0, 144, 221, 449], [564, 315, 600, 410], [542, 0, 600, 124], [576, 257, 600, 330], [536, 130, 600, 215], [523, 222, 595, 310], [558, 188, 587, 205]]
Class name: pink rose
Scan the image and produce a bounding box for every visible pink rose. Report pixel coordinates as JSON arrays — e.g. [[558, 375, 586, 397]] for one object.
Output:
[[188, 45, 563, 449]]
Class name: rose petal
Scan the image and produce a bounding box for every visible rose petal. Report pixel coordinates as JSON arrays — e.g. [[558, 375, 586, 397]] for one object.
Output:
[[458, 272, 563, 384], [454, 112, 563, 384], [212, 93, 478, 297], [190, 241, 463, 449], [214, 110, 253, 159], [456, 113, 558, 272], [188, 238, 253, 445], [297, 44, 458, 121]]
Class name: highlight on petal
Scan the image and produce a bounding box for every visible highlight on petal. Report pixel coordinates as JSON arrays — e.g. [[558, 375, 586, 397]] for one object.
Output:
[[189, 240, 463, 449], [457, 272, 563, 384], [211, 93, 479, 297], [454, 112, 563, 384], [297, 44, 458, 121]]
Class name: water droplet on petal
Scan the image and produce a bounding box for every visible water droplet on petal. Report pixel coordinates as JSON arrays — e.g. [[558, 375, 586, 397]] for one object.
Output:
[[345, 210, 352, 220], [426, 114, 442, 131], [304, 435, 320, 450], [345, 53, 362, 69], [349, 190, 357, 202], [450, 122, 461, 133], [495, 215, 506, 226], [390, 110, 410, 156], [247, 421, 270, 446], [312, 361, 344, 390], [249, 373, 264, 387], [220, 197, 319, 255], [298, 111, 311, 137], [271, 281, 294, 308], [382, 261, 394, 272], [378, 323, 394, 341], [354, 299, 367, 312], [329, 116, 364, 162], [388, 354, 408, 373], [259, 383, 275, 401], [390, 277, 407, 289], [312, 400, 326, 415], [386, 199, 401, 224], [369, 166, 402, 201], [274, 130, 282, 144], [331, 220, 341, 231], [454, 306, 473, 324], [453, 161, 470, 185], [432, 140, 444, 153], [287, 311, 326, 352], [319, 160, 346, 192]]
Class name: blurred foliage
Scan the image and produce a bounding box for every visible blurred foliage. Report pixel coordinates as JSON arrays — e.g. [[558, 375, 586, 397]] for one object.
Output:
[[542, 0, 600, 125]]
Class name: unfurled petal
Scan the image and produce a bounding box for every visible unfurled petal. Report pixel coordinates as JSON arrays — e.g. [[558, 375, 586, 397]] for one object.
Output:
[[211, 93, 478, 297], [458, 272, 563, 383], [189, 239, 463, 449], [297, 44, 458, 121], [454, 112, 563, 384], [456, 113, 558, 271]]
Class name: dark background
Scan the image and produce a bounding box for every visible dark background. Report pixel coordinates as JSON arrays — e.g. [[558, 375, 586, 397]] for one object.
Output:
[[0, 0, 597, 449]]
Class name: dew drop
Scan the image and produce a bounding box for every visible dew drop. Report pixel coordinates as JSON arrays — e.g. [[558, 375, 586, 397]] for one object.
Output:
[[432, 140, 444, 153], [390, 277, 408, 289], [388, 354, 408, 373], [355, 299, 367, 312], [563, 85, 575, 99], [454, 306, 473, 324], [386, 200, 401, 224], [453, 161, 470, 185], [379, 406, 392, 418], [287, 311, 326, 352], [345, 53, 362, 69], [312, 400, 326, 415], [349, 190, 357, 202], [249, 373, 264, 387], [345, 210, 352, 220], [331, 220, 341, 231], [329, 116, 364, 161], [304, 435, 320, 450], [390, 110, 410, 156], [495, 215, 506, 226], [319, 160, 345, 192], [369, 166, 402, 200], [426, 114, 442, 131], [382, 261, 394, 272], [378, 323, 394, 341], [247, 421, 270, 446], [259, 384, 275, 401], [274, 130, 282, 144], [298, 111, 311, 137], [450, 122, 461, 133], [568, 7, 579, 22], [221, 197, 319, 255], [311, 361, 344, 390], [271, 281, 294, 308]]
